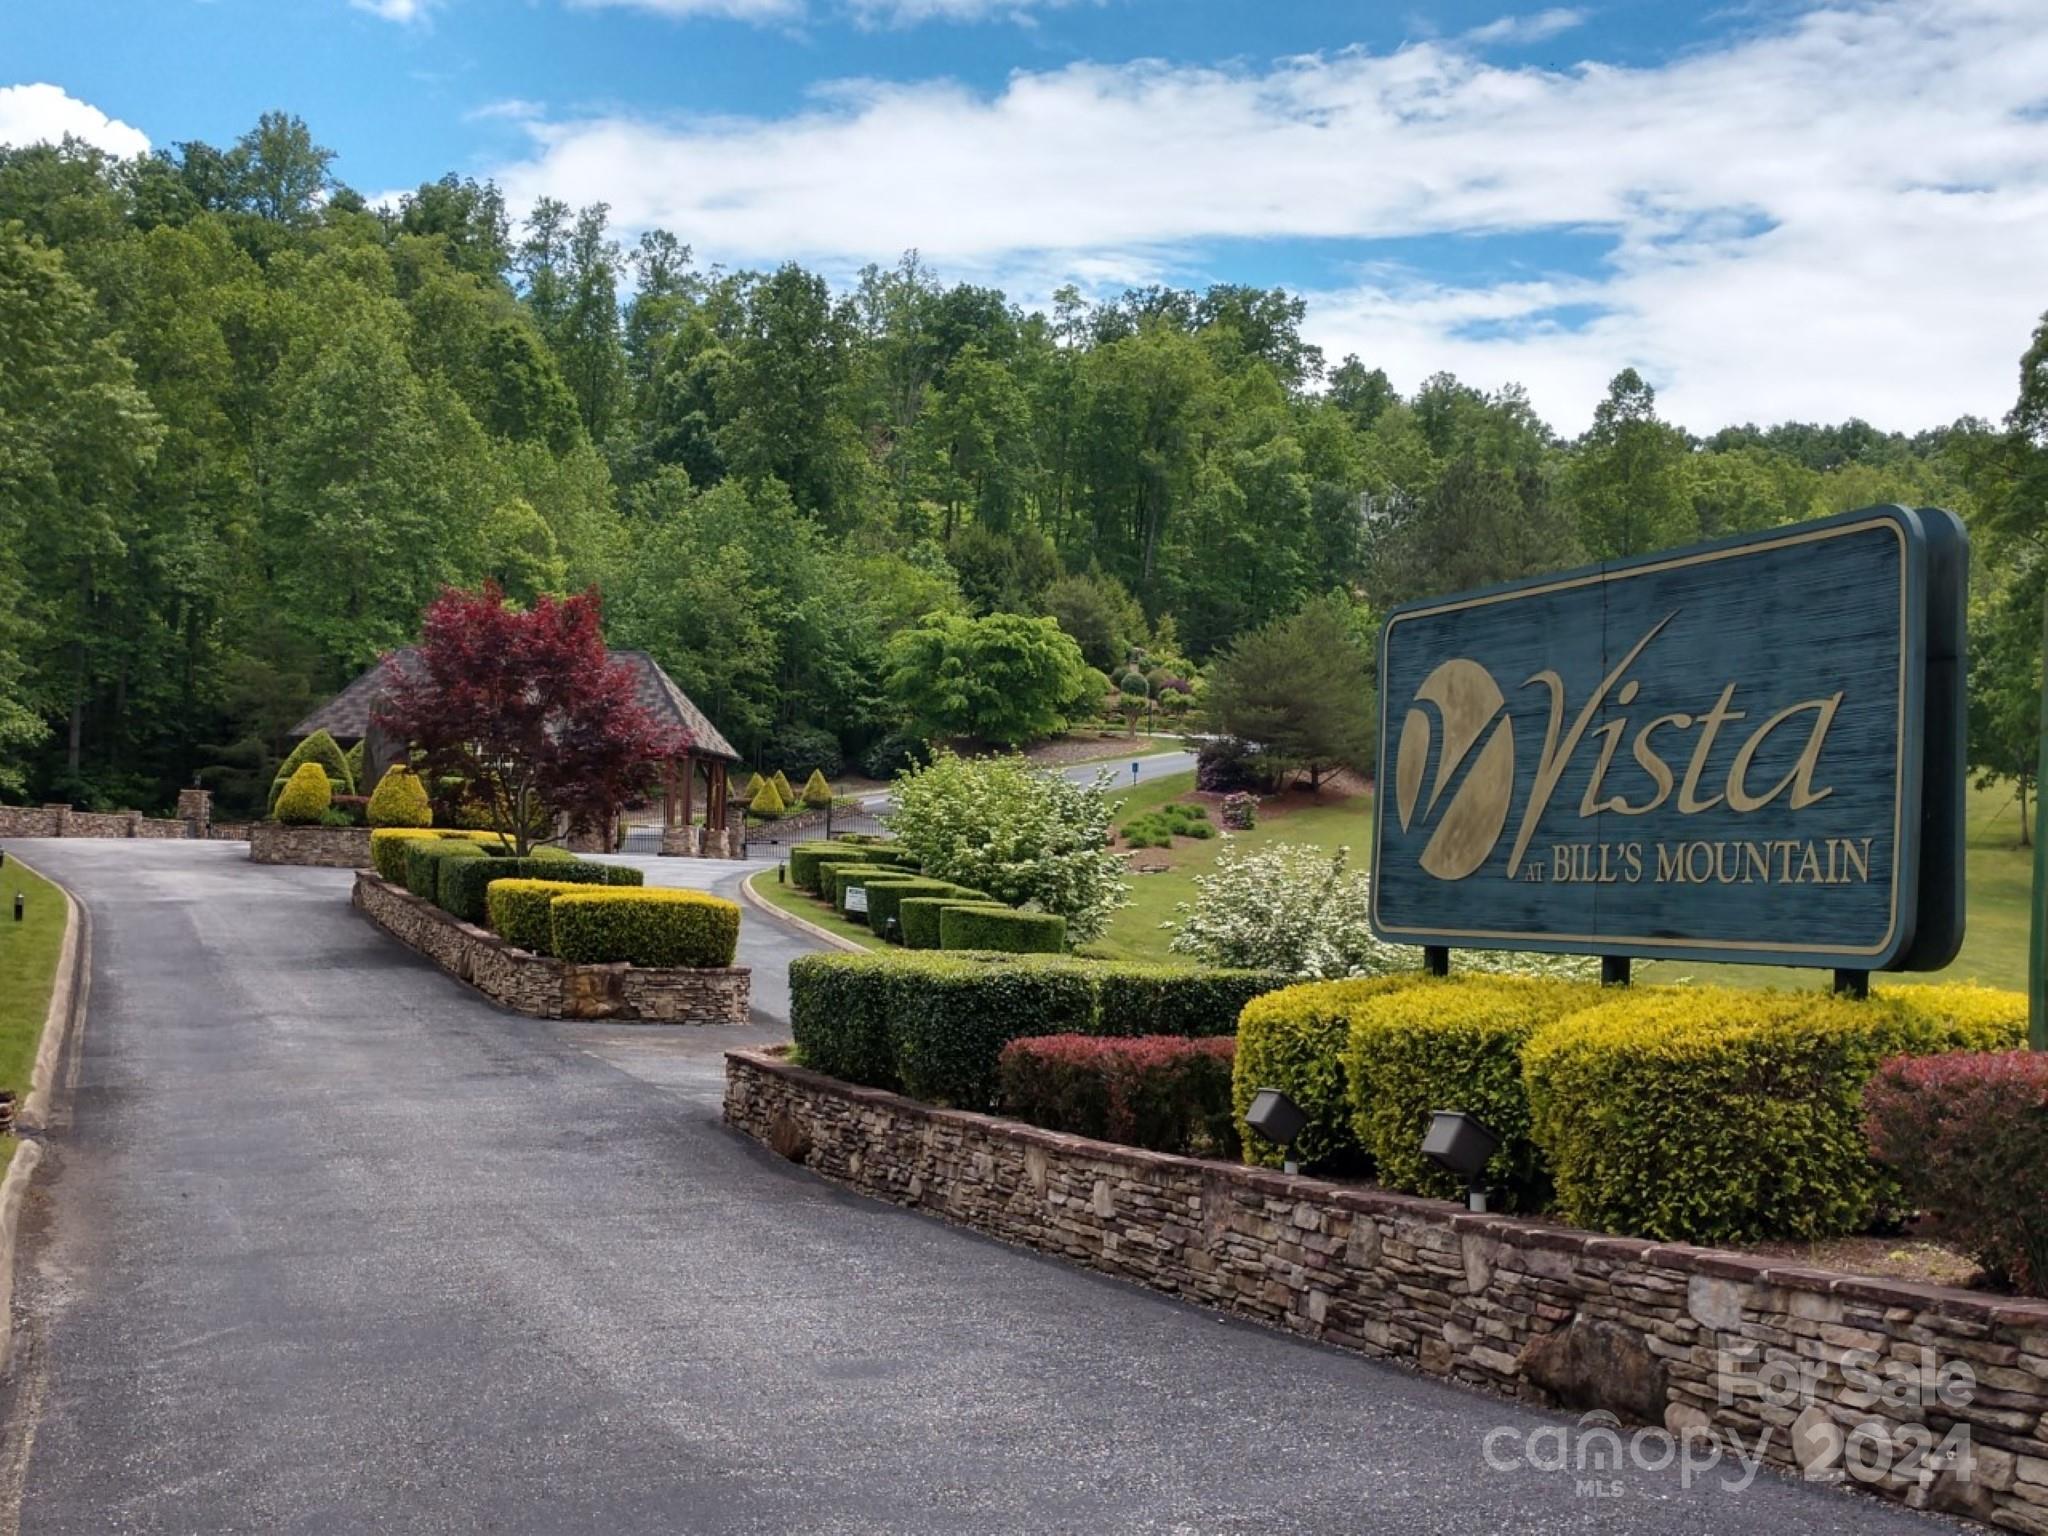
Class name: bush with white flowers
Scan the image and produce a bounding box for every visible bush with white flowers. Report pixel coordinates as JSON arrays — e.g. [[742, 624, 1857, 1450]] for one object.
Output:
[[1165, 841, 1591, 981], [889, 749, 1128, 942]]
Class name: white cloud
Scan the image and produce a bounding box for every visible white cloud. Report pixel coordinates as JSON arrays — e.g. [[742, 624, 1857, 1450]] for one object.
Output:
[[1464, 8, 1589, 47], [490, 0, 2048, 430], [0, 83, 150, 159], [351, 0, 436, 19], [847, 0, 1090, 27], [566, 0, 805, 20]]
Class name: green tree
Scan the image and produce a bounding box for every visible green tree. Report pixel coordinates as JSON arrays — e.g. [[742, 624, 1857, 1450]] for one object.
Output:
[[884, 611, 1095, 747], [1565, 369, 1697, 558], [1039, 569, 1143, 672], [1203, 592, 1375, 790]]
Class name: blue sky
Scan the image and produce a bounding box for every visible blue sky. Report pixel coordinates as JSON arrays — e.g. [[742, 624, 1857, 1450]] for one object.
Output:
[[4, 0, 2046, 433]]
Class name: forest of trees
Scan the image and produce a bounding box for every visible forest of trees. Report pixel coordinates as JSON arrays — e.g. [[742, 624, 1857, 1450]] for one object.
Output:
[[1, 111, 2043, 817]]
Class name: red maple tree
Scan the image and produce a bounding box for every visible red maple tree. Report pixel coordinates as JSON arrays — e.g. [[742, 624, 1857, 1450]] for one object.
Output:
[[374, 584, 683, 855]]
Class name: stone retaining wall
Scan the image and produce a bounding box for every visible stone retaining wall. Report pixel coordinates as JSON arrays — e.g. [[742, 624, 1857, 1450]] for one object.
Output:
[[0, 804, 194, 840], [355, 872, 749, 1025], [725, 1048, 2048, 1529], [248, 821, 373, 867]]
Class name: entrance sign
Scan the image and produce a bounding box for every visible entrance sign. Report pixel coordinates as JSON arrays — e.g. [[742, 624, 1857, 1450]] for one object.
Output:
[[1369, 505, 1967, 970]]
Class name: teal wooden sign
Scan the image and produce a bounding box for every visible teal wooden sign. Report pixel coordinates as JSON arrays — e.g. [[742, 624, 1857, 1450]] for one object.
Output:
[[1369, 505, 1967, 971]]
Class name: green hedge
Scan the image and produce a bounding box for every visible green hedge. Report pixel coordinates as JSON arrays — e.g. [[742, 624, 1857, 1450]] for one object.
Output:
[[370, 827, 507, 882], [837, 870, 924, 915], [1344, 976, 1598, 1209], [817, 860, 882, 906], [790, 843, 873, 891], [1096, 965, 1291, 1040], [439, 852, 639, 926], [1523, 985, 2026, 1244], [898, 896, 1000, 950], [1233, 977, 1429, 1171], [939, 906, 1066, 954], [486, 879, 593, 955], [549, 889, 743, 968], [863, 878, 963, 938], [788, 951, 1280, 1110], [403, 837, 487, 900]]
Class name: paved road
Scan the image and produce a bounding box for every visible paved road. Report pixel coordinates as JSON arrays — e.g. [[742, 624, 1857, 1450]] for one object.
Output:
[[858, 747, 1198, 810], [0, 840, 1951, 1535]]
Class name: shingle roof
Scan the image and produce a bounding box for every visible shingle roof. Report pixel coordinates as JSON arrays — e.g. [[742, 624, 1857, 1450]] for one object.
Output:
[[288, 649, 740, 762]]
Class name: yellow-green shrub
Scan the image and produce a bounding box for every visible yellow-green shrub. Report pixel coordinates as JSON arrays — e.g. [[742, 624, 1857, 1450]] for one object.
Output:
[[772, 769, 796, 807], [369, 827, 506, 882], [1345, 976, 1599, 1207], [1879, 982, 2028, 1044], [486, 879, 591, 955], [749, 777, 786, 817], [1523, 986, 2024, 1245], [549, 889, 742, 968], [366, 765, 432, 828], [273, 762, 333, 825], [801, 769, 832, 809], [1232, 976, 1430, 1170], [269, 728, 354, 810]]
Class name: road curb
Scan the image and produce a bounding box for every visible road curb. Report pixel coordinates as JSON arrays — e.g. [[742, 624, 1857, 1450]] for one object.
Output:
[[0, 1138, 42, 1378], [17, 853, 85, 1134], [738, 870, 869, 953]]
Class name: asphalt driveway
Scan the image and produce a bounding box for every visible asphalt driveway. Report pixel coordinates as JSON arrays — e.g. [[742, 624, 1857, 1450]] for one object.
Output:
[[0, 840, 1954, 1534]]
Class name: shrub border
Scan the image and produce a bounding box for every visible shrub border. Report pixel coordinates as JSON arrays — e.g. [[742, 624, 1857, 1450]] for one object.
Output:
[[725, 1046, 2048, 1528], [353, 872, 748, 1025]]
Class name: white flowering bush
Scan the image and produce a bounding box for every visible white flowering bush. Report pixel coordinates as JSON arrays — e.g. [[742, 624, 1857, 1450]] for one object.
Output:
[[1166, 841, 1593, 981], [888, 749, 1129, 942]]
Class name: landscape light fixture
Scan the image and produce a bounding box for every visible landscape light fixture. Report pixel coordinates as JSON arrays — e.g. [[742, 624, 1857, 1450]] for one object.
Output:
[[12, 893, 22, 923], [1245, 1087, 1310, 1175], [1421, 1110, 1501, 1213]]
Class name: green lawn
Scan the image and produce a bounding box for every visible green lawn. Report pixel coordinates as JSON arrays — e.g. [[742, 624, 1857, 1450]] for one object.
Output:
[[1087, 772, 1374, 964], [0, 855, 69, 1167], [746, 868, 887, 950], [1086, 771, 2039, 991]]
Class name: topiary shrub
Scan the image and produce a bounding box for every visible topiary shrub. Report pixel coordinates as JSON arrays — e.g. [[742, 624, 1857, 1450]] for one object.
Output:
[[789, 951, 923, 1087], [369, 827, 501, 882], [800, 769, 832, 809], [549, 889, 742, 968], [939, 906, 1067, 955], [485, 878, 593, 956], [1865, 1050, 2048, 1294], [998, 1035, 1238, 1156], [771, 770, 796, 808], [273, 762, 334, 825], [897, 896, 1001, 951], [1344, 976, 1599, 1208], [343, 739, 366, 790], [890, 957, 1097, 1107], [366, 765, 433, 828], [403, 836, 487, 900], [1094, 965, 1291, 1041], [748, 776, 787, 819], [1233, 976, 1428, 1171], [1523, 986, 2026, 1245], [269, 729, 354, 811], [440, 852, 635, 926]]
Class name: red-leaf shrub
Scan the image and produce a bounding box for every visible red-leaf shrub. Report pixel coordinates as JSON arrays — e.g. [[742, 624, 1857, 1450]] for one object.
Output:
[[997, 1035, 1238, 1157], [1864, 1051, 2048, 1294]]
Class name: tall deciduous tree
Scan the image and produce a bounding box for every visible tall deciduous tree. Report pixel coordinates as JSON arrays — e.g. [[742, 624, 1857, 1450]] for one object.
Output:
[[1566, 368, 1697, 558], [884, 611, 1097, 747], [374, 583, 682, 854]]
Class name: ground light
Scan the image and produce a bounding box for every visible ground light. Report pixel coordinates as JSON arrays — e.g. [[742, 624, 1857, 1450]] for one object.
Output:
[[1422, 1111, 1500, 1213], [1244, 1088, 1309, 1175]]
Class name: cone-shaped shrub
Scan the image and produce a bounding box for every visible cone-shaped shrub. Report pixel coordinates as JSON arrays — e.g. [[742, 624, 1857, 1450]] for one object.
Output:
[[772, 770, 796, 807], [749, 776, 787, 817], [801, 769, 832, 809], [269, 729, 354, 810], [274, 762, 334, 825], [343, 739, 365, 789], [367, 765, 434, 828]]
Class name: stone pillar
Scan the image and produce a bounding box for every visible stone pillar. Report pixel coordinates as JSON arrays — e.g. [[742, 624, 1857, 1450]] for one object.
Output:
[[177, 786, 212, 840], [43, 804, 70, 838], [124, 810, 144, 838], [660, 825, 701, 858]]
